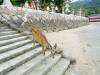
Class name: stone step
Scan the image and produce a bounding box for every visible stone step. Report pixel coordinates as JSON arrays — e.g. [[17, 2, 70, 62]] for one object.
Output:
[[24, 55, 61, 75], [0, 33, 24, 40], [0, 47, 42, 75], [0, 43, 37, 63], [0, 26, 9, 29], [0, 18, 71, 75], [6, 52, 51, 75], [0, 31, 18, 36], [45, 58, 70, 75], [0, 23, 6, 27], [0, 36, 28, 47], [0, 22, 7, 26], [0, 39, 32, 53], [65, 72, 81, 75], [0, 28, 12, 32], [64, 64, 82, 75]]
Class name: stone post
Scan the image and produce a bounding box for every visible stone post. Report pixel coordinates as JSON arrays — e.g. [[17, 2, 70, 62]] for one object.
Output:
[[24, 1, 29, 8], [62, 6, 65, 14], [47, 6, 50, 11], [55, 6, 58, 12], [36, 0, 40, 10], [3, 0, 13, 7], [72, 9, 75, 15], [64, 0, 70, 14], [50, 0, 55, 12], [79, 8, 82, 16]]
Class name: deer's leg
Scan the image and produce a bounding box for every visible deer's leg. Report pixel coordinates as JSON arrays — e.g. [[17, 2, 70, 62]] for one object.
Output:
[[42, 47, 46, 56], [32, 38, 35, 47], [51, 51, 55, 58]]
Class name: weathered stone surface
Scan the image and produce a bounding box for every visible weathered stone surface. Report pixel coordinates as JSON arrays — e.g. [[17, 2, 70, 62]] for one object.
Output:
[[0, 22, 71, 75], [0, 6, 89, 34]]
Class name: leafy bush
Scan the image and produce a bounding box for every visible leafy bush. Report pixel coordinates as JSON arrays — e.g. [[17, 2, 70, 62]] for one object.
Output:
[[10, 0, 26, 7], [0, 0, 3, 5]]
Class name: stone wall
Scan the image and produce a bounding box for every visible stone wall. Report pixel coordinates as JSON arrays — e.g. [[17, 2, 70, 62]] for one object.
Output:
[[21, 9, 89, 32], [0, 6, 89, 33]]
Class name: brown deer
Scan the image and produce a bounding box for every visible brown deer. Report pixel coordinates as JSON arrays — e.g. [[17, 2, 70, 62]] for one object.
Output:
[[31, 26, 63, 58], [32, 27, 52, 55]]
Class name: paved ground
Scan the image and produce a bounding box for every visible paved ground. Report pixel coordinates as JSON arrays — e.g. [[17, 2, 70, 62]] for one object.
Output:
[[75, 22, 100, 74], [45, 22, 100, 75]]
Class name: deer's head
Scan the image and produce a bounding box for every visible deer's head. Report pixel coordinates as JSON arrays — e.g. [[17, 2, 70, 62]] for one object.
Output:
[[51, 43, 63, 58]]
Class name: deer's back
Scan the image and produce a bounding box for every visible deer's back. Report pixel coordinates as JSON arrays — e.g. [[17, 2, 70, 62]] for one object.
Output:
[[32, 27, 49, 47]]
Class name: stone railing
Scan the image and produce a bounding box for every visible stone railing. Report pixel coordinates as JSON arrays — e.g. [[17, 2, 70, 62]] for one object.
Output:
[[0, 6, 89, 33], [20, 8, 89, 32]]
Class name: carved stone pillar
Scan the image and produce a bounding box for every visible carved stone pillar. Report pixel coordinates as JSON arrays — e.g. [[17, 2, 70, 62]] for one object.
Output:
[[72, 9, 75, 15], [79, 8, 82, 16], [47, 6, 50, 11], [64, 0, 70, 14], [55, 6, 58, 12], [24, 1, 29, 8], [36, 0, 40, 10], [62, 6, 64, 14], [3, 0, 13, 7], [50, 1, 55, 12]]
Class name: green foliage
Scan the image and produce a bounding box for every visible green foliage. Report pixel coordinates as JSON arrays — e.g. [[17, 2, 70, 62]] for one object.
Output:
[[54, 0, 64, 7], [0, 0, 65, 12], [10, 0, 34, 7], [10, 0, 27, 6], [27, 0, 33, 3], [70, 0, 100, 16], [54, 0, 64, 12], [39, 0, 52, 9], [0, 0, 3, 5], [37, 0, 64, 11], [95, 7, 100, 14]]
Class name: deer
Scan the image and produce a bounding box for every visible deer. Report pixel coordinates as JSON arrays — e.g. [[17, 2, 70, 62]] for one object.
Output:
[[32, 26, 52, 55], [31, 26, 63, 58]]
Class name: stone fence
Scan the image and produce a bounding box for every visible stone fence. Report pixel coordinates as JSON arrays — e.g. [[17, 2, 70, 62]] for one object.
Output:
[[0, 6, 89, 33]]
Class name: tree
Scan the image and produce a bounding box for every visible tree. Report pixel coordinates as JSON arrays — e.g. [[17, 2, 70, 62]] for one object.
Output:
[[39, 0, 51, 9], [10, 0, 26, 6], [95, 7, 100, 14], [0, 0, 3, 5], [54, 0, 64, 12]]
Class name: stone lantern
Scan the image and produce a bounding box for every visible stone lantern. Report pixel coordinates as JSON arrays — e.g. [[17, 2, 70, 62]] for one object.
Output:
[[79, 8, 82, 16], [62, 6, 65, 14], [63, 0, 70, 14], [24, 1, 29, 8], [35, 0, 40, 10], [50, 0, 55, 12], [47, 6, 50, 11], [3, 0, 13, 7], [55, 6, 58, 11]]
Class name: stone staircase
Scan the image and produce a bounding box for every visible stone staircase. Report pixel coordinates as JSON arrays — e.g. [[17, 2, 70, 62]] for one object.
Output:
[[0, 22, 70, 75]]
